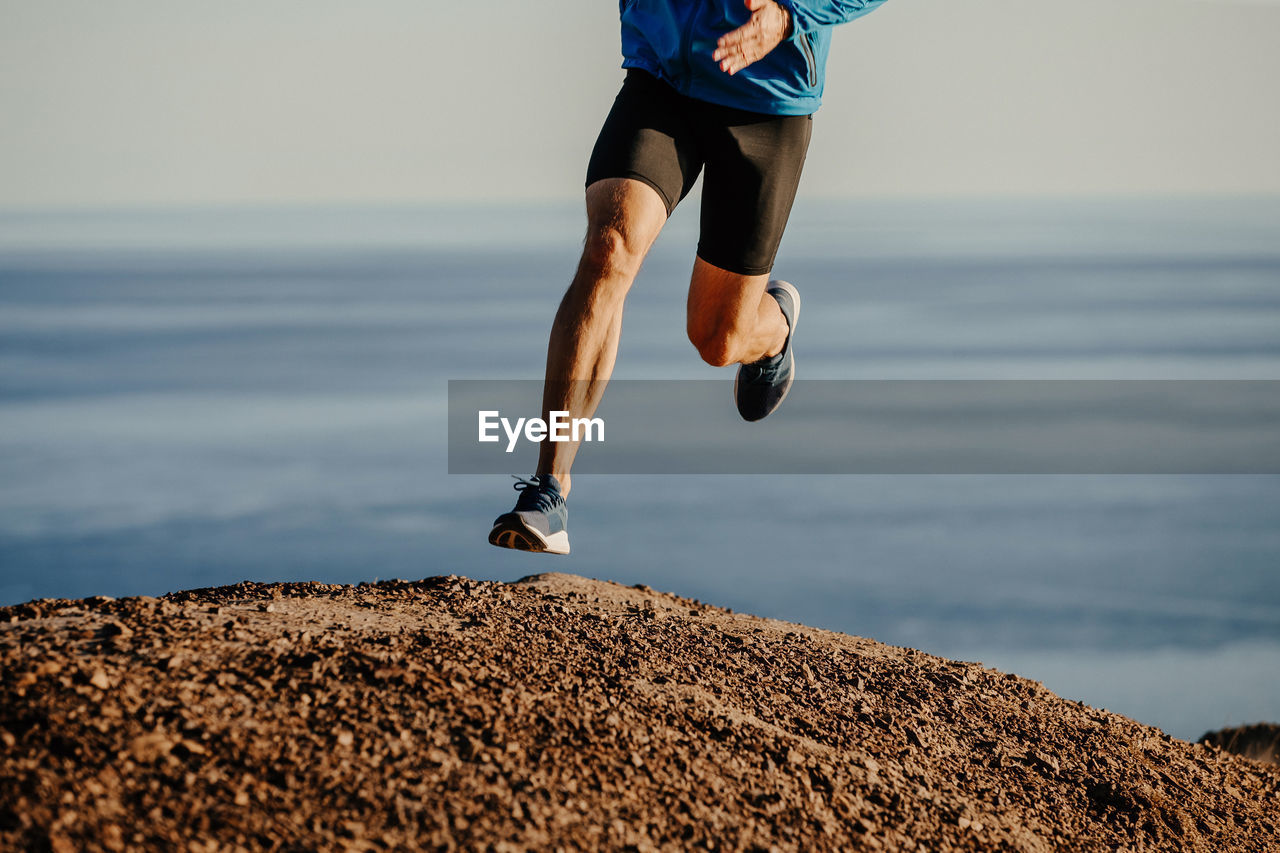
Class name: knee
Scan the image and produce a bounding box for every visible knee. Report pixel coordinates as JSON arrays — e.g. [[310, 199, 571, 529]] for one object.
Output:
[[688, 324, 740, 368], [581, 223, 647, 281]]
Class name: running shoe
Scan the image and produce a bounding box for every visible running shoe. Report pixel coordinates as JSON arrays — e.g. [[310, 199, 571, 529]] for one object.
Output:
[[488, 474, 570, 555], [734, 280, 800, 422]]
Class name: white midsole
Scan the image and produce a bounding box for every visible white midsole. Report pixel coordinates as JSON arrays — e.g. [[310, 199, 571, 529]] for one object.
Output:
[[539, 529, 571, 554], [491, 520, 570, 555]]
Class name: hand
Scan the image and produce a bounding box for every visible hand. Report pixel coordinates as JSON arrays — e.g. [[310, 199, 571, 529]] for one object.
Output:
[[712, 0, 793, 76]]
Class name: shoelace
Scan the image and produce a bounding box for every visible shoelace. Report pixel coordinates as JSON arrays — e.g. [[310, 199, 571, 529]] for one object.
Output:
[[511, 475, 562, 513], [741, 349, 786, 383]]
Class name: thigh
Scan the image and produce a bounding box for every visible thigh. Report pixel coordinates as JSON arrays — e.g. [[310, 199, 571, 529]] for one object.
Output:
[[695, 109, 813, 276], [586, 70, 704, 216]]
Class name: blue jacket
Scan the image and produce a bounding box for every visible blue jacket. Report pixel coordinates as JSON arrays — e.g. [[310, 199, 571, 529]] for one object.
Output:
[[619, 0, 889, 116]]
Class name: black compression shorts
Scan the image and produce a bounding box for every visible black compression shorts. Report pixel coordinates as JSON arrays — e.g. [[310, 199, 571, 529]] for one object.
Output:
[[585, 69, 812, 277]]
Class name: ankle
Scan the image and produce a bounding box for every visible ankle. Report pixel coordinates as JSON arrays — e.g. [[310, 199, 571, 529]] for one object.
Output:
[[539, 471, 571, 497], [762, 336, 786, 361]]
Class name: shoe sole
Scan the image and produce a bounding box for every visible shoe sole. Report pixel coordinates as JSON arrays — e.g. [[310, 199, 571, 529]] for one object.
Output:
[[734, 280, 801, 421], [488, 518, 570, 555]]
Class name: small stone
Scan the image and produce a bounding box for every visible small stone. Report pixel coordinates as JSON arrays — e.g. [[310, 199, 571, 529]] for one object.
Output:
[[49, 833, 76, 853], [177, 739, 206, 755], [89, 670, 112, 690], [336, 730, 354, 747], [128, 733, 173, 762], [101, 823, 125, 852]]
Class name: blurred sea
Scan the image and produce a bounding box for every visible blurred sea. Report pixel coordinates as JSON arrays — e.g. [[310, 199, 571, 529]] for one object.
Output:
[[2, 197, 1278, 740]]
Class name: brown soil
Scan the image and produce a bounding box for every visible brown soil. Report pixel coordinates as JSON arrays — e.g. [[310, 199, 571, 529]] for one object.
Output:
[[1, 572, 1276, 852]]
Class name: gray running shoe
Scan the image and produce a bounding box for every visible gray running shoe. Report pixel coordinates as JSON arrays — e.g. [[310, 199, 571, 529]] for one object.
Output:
[[488, 475, 570, 555], [734, 280, 800, 422]]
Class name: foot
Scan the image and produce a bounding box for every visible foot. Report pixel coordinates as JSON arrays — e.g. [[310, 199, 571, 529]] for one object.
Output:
[[734, 280, 800, 422], [488, 475, 570, 555]]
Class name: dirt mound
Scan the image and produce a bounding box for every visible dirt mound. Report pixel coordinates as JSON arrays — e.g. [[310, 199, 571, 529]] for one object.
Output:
[[1, 572, 1276, 851], [1200, 723, 1280, 766]]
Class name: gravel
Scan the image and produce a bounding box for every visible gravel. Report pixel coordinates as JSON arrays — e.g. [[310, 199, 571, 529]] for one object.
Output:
[[2, 572, 1276, 851]]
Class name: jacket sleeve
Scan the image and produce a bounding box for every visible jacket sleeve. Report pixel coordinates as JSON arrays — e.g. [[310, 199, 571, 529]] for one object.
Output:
[[776, 0, 889, 35]]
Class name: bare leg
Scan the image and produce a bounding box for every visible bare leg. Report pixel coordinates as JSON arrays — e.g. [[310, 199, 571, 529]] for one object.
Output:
[[536, 178, 668, 495], [685, 256, 789, 367]]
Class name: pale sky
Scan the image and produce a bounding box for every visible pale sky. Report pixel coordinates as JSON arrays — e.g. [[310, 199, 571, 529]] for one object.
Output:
[[2, 0, 1279, 208]]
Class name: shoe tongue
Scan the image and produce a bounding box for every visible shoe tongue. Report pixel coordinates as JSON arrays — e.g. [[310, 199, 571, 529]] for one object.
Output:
[[752, 348, 786, 372], [537, 474, 562, 495]]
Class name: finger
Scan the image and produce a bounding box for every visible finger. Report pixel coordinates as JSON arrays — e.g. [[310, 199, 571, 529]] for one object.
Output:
[[719, 47, 740, 73], [715, 42, 756, 65], [724, 43, 755, 74], [717, 24, 747, 49], [721, 29, 747, 65], [715, 31, 748, 58], [716, 6, 769, 71]]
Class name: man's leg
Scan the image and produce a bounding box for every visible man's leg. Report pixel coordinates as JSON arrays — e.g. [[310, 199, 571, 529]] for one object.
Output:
[[686, 257, 800, 421], [490, 69, 698, 554], [487, 179, 665, 555], [488, 178, 665, 554], [536, 178, 668, 497], [685, 256, 788, 368], [685, 102, 812, 420]]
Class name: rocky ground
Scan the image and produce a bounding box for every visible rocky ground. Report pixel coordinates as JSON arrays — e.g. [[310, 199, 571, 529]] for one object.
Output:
[[1, 572, 1276, 852]]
